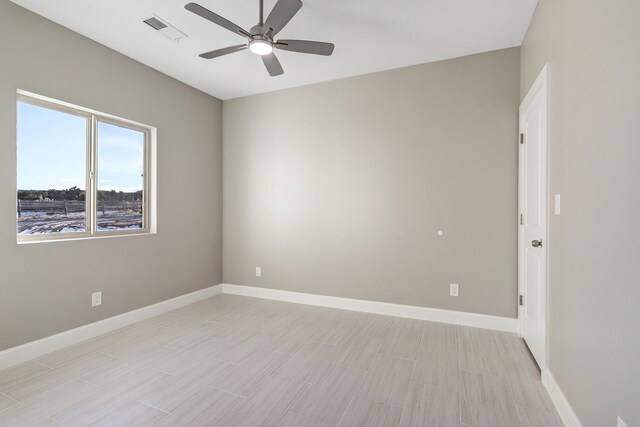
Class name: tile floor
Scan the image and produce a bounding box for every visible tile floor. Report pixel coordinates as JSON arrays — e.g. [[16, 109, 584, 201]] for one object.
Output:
[[0, 294, 563, 426]]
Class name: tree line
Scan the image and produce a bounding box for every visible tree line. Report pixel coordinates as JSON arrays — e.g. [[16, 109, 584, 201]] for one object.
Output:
[[18, 186, 142, 202]]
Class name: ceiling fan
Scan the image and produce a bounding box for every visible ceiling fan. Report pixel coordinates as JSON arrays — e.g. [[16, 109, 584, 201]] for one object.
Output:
[[185, 0, 334, 77]]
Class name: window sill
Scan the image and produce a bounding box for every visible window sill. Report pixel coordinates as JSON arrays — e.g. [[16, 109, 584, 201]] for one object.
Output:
[[17, 230, 156, 245]]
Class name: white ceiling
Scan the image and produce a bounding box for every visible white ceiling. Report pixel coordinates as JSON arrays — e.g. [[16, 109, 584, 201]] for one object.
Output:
[[11, 0, 538, 100]]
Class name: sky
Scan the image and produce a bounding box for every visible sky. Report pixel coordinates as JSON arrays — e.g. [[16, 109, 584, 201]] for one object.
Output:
[[17, 102, 144, 192]]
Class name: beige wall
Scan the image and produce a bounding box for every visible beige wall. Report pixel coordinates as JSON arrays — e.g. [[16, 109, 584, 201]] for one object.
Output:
[[521, 1, 640, 426], [223, 48, 520, 318], [0, 1, 223, 351]]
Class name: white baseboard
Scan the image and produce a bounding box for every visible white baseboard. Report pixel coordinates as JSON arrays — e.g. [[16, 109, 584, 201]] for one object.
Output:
[[542, 368, 583, 427], [0, 284, 222, 371], [221, 284, 518, 333], [0, 282, 518, 372]]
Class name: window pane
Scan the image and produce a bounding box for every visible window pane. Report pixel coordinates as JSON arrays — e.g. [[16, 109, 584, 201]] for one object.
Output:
[[17, 102, 87, 235], [96, 121, 144, 231]]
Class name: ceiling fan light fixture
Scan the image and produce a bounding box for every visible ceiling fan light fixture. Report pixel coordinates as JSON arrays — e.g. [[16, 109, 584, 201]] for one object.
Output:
[[249, 39, 273, 55]]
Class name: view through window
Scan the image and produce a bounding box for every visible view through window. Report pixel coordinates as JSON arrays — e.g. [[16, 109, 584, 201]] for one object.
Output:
[[96, 121, 145, 231], [17, 102, 88, 235], [17, 94, 151, 240]]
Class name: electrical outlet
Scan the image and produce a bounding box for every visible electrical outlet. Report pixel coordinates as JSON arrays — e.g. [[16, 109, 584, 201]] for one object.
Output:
[[91, 291, 102, 307], [255, 267, 262, 277], [449, 284, 459, 297], [617, 416, 628, 427]]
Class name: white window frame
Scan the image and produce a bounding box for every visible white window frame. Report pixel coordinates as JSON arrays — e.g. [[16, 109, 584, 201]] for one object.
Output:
[[16, 90, 157, 244]]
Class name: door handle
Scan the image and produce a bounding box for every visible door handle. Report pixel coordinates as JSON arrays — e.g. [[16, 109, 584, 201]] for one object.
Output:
[[532, 239, 543, 248]]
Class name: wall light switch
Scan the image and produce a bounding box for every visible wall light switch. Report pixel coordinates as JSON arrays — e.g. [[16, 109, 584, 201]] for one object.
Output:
[[449, 284, 459, 297], [554, 194, 561, 215], [91, 291, 102, 307], [255, 267, 262, 277], [617, 417, 628, 427]]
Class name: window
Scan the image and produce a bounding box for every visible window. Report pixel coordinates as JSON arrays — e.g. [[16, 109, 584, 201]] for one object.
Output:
[[17, 92, 154, 242]]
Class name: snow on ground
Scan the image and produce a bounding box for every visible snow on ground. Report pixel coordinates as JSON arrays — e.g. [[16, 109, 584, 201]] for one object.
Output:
[[17, 210, 142, 234]]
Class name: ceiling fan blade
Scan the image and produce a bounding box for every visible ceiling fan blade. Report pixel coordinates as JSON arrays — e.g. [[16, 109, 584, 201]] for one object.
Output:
[[275, 39, 334, 56], [185, 3, 250, 38], [263, 0, 302, 37], [261, 53, 284, 77], [199, 44, 247, 59]]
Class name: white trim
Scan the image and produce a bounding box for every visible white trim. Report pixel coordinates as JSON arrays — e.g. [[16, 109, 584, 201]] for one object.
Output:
[[0, 284, 222, 370], [542, 368, 583, 427], [519, 63, 550, 113], [0, 282, 518, 371], [221, 284, 518, 333], [16, 89, 154, 129]]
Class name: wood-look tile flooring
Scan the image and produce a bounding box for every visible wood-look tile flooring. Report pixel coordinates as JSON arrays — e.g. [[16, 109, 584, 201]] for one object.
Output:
[[0, 294, 563, 426]]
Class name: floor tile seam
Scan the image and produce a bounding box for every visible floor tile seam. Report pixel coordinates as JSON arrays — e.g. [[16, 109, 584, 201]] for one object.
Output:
[[46, 413, 70, 427], [0, 394, 23, 417], [459, 367, 524, 426], [416, 342, 459, 357], [202, 320, 237, 327], [357, 339, 386, 373], [206, 386, 249, 400], [505, 370, 526, 427], [133, 398, 171, 415], [49, 351, 122, 373], [458, 325, 463, 426], [271, 375, 315, 426], [506, 374, 558, 414], [307, 337, 350, 348], [95, 350, 122, 359], [1, 370, 102, 403], [376, 353, 418, 363], [147, 366, 183, 377], [397, 325, 424, 426], [458, 369, 509, 381], [7, 376, 99, 411], [358, 395, 406, 409], [410, 377, 460, 393], [335, 359, 371, 427], [32, 360, 57, 369], [0, 391, 21, 405]]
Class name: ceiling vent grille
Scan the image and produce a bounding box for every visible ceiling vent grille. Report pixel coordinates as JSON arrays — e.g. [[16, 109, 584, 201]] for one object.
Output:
[[141, 14, 188, 42], [143, 17, 168, 31]]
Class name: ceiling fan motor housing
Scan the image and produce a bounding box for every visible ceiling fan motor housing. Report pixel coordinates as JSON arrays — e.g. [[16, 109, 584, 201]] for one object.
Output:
[[249, 24, 264, 35]]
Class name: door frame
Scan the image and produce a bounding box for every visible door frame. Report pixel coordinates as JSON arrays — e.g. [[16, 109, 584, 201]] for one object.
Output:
[[518, 63, 550, 370]]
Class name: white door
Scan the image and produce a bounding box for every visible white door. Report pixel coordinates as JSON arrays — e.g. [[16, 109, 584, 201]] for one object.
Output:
[[519, 65, 549, 370]]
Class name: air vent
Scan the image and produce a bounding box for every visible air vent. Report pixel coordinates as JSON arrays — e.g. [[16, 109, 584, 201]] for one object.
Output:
[[141, 14, 188, 42], [143, 17, 168, 31]]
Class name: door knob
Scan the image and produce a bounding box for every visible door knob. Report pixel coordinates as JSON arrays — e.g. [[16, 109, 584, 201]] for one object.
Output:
[[532, 239, 543, 248]]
